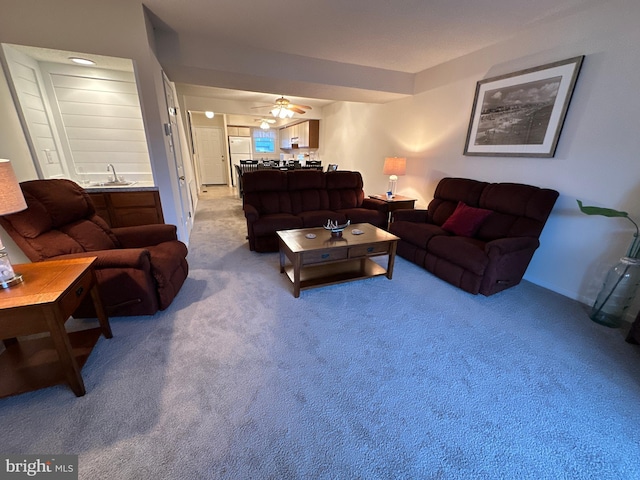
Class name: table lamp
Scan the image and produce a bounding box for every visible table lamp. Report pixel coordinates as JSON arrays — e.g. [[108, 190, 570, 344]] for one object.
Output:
[[383, 157, 406, 196], [0, 159, 27, 288]]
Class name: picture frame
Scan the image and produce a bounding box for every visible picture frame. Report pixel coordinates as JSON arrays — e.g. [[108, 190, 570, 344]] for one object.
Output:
[[463, 56, 584, 157]]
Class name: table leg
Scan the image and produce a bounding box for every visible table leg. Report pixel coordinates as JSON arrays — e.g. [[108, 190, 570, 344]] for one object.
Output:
[[293, 254, 301, 298], [279, 247, 286, 274], [89, 274, 112, 339], [386, 242, 397, 279], [43, 307, 86, 397]]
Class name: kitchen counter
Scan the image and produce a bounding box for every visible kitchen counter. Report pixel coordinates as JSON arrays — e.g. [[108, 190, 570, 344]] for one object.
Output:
[[82, 182, 158, 193]]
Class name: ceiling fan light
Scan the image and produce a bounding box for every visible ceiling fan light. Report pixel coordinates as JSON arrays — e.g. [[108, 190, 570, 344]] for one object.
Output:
[[69, 56, 96, 66], [260, 120, 270, 130], [272, 107, 291, 119]]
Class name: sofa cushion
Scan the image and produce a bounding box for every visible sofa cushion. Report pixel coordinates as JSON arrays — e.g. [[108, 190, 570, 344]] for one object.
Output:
[[21, 178, 94, 227], [326, 171, 363, 190], [59, 219, 119, 251], [336, 207, 386, 227], [3, 191, 53, 238], [20, 230, 86, 260], [289, 189, 330, 214], [428, 178, 488, 225], [441, 201, 492, 237], [477, 183, 560, 239], [6, 179, 99, 238], [326, 171, 365, 210], [428, 235, 489, 276], [288, 169, 326, 189], [252, 214, 303, 236], [389, 221, 449, 249]]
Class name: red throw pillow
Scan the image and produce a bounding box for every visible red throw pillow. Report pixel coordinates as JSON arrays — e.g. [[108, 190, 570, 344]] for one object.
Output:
[[441, 201, 492, 237]]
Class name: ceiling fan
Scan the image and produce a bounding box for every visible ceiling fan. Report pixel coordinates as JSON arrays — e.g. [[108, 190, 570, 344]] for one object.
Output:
[[252, 96, 312, 119], [255, 118, 276, 129]]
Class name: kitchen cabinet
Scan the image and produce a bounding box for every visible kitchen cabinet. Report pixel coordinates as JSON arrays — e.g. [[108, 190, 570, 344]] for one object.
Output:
[[88, 190, 164, 228], [280, 126, 292, 149], [279, 120, 319, 149], [227, 126, 250, 136]]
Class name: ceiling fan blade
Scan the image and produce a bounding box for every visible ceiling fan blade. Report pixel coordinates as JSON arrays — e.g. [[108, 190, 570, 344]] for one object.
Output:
[[290, 104, 312, 110], [250, 105, 273, 109], [289, 107, 306, 114]]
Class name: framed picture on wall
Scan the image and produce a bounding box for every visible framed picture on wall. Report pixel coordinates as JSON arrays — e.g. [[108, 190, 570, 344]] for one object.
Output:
[[463, 56, 584, 157]]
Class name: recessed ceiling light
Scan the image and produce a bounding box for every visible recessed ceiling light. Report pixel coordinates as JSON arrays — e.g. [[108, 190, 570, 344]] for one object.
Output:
[[69, 57, 96, 66]]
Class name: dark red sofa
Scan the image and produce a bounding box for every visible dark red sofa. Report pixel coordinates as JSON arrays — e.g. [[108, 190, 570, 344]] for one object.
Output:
[[389, 177, 559, 295], [242, 169, 387, 252]]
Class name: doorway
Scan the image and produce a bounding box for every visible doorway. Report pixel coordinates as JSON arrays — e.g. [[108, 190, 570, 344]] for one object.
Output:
[[192, 126, 227, 185]]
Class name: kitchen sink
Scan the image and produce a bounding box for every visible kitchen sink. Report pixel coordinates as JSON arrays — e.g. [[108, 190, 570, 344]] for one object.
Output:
[[89, 180, 137, 187]]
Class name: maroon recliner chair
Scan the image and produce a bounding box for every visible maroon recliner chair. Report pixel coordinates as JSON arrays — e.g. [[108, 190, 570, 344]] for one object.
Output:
[[0, 179, 188, 317]]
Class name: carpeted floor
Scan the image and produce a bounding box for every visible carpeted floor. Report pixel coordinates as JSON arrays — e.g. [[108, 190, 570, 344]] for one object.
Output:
[[1, 186, 640, 479]]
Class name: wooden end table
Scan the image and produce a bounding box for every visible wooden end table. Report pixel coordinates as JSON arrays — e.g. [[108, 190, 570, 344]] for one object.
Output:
[[369, 194, 417, 225], [277, 223, 399, 298], [0, 257, 111, 398]]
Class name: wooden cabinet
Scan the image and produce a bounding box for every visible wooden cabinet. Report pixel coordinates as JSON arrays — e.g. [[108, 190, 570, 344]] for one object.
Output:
[[88, 190, 164, 228], [228, 126, 250, 136], [279, 120, 319, 149]]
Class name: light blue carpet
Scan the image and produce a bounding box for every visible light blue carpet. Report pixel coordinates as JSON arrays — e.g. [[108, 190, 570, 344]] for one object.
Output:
[[1, 186, 639, 479]]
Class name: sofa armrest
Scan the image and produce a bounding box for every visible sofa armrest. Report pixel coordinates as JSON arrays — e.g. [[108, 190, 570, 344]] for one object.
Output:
[[112, 224, 178, 248], [52, 249, 151, 269], [243, 204, 259, 221], [393, 209, 429, 223], [485, 237, 540, 256], [362, 197, 386, 211]]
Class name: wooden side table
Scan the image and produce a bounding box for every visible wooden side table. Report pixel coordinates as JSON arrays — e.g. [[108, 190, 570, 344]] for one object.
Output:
[[369, 194, 417, 226], [0, 257, 111, 398]]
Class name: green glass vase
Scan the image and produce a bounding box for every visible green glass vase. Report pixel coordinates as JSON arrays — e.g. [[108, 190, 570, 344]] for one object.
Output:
[[590, 256, 640, 328]]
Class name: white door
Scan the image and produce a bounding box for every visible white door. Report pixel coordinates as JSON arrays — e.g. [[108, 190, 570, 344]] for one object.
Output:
[[162, 72, 193, 237], [194, 126, 227, 185]]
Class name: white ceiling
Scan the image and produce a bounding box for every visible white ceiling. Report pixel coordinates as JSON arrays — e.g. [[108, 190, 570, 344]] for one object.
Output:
[[145, 0, 591, 74], [143, 0, 597, 108]]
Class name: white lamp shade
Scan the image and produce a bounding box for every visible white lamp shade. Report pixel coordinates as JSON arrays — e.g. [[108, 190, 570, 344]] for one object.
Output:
[[0, 159, 27, 216], [383, 157, 406, 176]]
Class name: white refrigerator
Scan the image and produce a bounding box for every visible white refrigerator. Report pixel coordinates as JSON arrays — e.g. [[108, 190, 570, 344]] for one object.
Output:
[[229, 136, 252, 186]]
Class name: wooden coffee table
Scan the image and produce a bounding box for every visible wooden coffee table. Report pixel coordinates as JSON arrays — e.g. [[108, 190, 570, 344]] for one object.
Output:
[[277, 223, 399, 297]]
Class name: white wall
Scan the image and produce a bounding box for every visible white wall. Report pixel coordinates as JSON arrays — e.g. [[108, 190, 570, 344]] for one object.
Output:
[[0, 0, 188, 241], [0, 65, 37, 264], [322, 0, 640, 308]]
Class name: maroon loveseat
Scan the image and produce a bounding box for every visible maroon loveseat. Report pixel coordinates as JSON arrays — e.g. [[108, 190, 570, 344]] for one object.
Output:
[[0, 179, 189, 316], [242, 170, 386, 252], [389, 177, 558, 295]]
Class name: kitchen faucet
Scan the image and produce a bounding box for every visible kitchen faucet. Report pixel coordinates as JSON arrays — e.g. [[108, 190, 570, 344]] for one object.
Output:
[[107, 163, 118, 183]]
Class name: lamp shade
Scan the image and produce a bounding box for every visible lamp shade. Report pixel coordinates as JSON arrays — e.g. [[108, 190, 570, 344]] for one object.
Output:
[[383, 157, 406, 176], [0, 159, 27, 216]]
